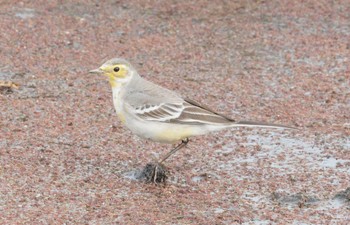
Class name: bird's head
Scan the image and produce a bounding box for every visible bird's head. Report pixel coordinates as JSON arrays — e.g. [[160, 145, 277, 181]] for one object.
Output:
[[89, 58, 136, 87]]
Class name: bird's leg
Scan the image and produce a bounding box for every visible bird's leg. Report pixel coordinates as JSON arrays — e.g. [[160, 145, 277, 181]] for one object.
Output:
[[159, 138, 189, 163]]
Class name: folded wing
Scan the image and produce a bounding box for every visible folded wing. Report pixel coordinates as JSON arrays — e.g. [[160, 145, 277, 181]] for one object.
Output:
[[128, 97, 234, 125]]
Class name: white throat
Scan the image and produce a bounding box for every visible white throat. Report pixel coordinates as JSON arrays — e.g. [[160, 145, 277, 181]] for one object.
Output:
[[110, 71, 138, 114], [112, 84, 123, 114]]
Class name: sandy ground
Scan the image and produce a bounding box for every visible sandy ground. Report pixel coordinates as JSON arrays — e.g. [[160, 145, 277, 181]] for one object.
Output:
[[0, 0, 349, 224]]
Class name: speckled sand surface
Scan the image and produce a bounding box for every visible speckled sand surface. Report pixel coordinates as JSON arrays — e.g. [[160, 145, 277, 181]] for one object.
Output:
[[0, 0, 349, 224]]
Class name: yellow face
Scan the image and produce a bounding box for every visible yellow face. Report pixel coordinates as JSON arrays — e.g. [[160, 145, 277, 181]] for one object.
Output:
[[101, 64, 129, 87], [101, 64, 128, 78], [90, 61, 131, 87]]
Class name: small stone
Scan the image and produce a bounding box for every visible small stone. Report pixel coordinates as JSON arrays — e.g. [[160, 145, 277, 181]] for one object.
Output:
[[343, 123, 350, 129]]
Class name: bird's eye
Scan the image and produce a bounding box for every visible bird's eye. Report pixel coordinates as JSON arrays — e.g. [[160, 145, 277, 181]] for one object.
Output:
[[113, 67, 120, 72]]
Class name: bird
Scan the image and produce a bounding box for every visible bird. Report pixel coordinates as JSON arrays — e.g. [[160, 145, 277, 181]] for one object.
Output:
[[90, 58, 295, 182]]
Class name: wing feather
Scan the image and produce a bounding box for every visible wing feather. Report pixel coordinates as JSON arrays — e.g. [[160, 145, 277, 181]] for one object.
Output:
[[129, 98, 233, 125], [124, 78, 235, 125]]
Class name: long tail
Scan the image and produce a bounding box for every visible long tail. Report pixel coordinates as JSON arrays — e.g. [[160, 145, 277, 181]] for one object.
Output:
[[231, 121, 298, 130], [182, 99, 298, 130]]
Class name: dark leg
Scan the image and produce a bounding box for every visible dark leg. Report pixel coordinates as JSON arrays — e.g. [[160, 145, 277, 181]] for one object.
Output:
[[159, 138, 189, 163]]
